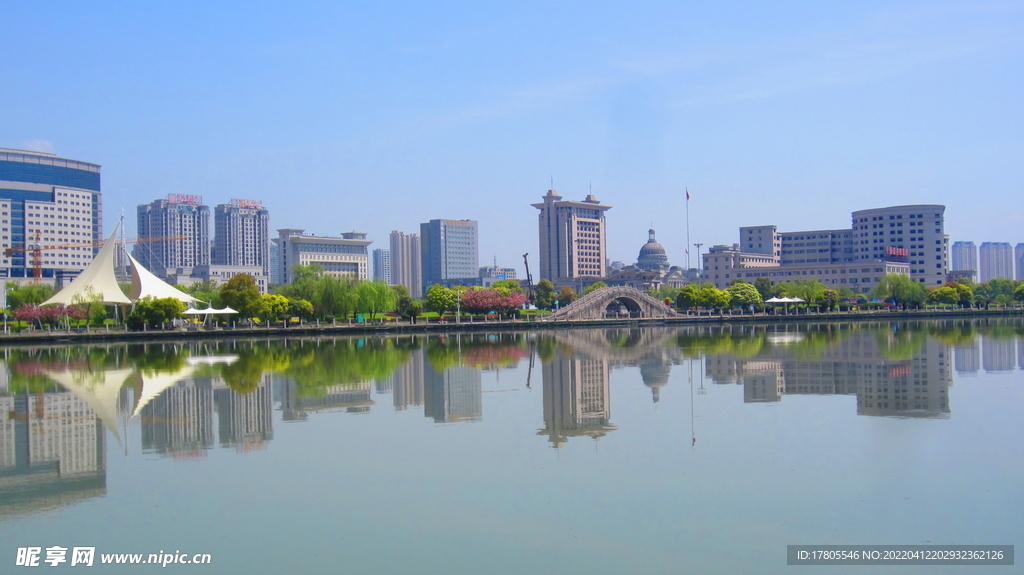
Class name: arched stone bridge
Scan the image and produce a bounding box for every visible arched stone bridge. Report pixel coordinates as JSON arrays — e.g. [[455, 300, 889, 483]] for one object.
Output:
[[543, 286, 678, 321]]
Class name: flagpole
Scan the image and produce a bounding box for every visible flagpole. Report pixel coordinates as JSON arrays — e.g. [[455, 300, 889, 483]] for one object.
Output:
[[685, 187, 691, 271]]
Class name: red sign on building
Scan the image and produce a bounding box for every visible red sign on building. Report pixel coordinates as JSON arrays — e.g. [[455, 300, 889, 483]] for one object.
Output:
[[167, 194, 203, 205], [231, 198, 263, 209]]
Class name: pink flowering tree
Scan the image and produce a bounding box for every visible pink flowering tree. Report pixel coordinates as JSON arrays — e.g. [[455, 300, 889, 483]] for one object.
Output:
[[460, 288, 528, 317], [13, 304, 43, 328]]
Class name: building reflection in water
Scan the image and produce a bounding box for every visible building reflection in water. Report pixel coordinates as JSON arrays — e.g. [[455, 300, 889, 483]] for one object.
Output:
[[0, 367, 107, 518], [954, 339, 981, 375], [704, 330, 953, 418], [279, 377, 374, 421], [424, 364, 482, 423], [537, 343, 615, 447], [215, 374, 274, 452], [981, 335, 1016, 372], [140, 378, 215, 457], [389, 348, 425, 411]]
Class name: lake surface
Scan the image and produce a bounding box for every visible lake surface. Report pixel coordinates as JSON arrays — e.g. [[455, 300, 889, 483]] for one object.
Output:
[[1, 319, 1021, 573]]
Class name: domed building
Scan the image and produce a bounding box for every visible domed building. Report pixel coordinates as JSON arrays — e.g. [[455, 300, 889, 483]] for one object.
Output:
[[604, 228, 699, 292], [637, 229, 670, 272]]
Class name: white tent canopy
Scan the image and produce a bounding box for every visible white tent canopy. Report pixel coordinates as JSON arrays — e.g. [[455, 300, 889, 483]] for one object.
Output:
[[130, 365, 197, 418], [42, 225, 132, 306], [127, 252, 200, 304], [182, 306, 238, 315], [45, 367, 134, 442]]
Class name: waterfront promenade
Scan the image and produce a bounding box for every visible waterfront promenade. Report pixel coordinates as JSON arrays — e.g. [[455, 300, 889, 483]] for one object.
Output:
[[1, 307, 1021, 345]]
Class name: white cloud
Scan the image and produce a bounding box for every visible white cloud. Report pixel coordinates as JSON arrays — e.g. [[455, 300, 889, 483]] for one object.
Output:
[[21, 139, 56, 154]]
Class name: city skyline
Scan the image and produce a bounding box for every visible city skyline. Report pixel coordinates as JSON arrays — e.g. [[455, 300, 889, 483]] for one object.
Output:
[[2, 2, 1020, 279]]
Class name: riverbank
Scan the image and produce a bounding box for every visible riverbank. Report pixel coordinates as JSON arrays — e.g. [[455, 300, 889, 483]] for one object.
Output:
[[1, 307, 1021, 346]]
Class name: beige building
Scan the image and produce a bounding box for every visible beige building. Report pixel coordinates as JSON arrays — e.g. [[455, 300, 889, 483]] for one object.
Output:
[[532, 190, 610, 285], [389, 230, 422, 297], [273, 229, 371, 284], [702, 204, 943, 292]]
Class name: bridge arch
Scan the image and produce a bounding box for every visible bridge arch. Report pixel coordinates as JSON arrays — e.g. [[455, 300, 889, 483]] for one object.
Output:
[[544, 286, 678, 321]]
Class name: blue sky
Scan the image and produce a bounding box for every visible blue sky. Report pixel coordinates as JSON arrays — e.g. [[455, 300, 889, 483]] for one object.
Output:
[[2, 1, 1021, 276]]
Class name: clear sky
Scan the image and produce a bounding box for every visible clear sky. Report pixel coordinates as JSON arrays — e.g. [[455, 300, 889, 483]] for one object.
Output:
[[2, 1, 1021, 277]]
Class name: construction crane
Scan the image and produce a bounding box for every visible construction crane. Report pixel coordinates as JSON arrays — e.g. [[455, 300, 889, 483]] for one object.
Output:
[[5, 234, 188, 283], [522, 253, 535, 303]]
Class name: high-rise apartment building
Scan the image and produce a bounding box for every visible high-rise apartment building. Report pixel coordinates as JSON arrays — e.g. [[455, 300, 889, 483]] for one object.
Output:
[[389, 231, 422, 297], [1016, 243, 1024, 281], [273, 229, 371, 284], [372, 248, 391, 282], [951, 241, 978, 275], [420, 219, 478, 290], [0, 148, 103, 283], [134, 195, 211, 279], [979, 242, 1013, 282], [851, 205, 947, 286], [532, 190, 611, 285], [213, 199, 269, 269]]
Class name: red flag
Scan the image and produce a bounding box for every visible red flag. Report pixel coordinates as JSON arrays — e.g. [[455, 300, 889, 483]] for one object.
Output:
[[686, 189, 690, 201]]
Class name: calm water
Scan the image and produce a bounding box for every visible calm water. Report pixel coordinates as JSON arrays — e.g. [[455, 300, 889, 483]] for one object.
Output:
[[1, 319, 1021, 574]]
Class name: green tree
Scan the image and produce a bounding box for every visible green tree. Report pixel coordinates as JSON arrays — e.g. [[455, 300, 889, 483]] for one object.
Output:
[[928, 286, 959, 306], [128, 297, 186, 329], [871, 273, 928, 307], [491, 279, 524, 294], [220, 274, 263, 318], [356, 281, 397, 320], [583, 281, 607, 295], [288, 298, 315, 320], [534, 279, 556, 310], [1014, 283, 1024, 302], [822, 289, 840, 311], [391, 284, 409, 298], [753, 277, 773, 300], [725, 282, 763, 309], [697, 284, 731, 310], [259, 294, 291, 321], [676, 284, 700, 309], [396, 295, 423, 320], [424, 285, 457, 314], [6, 282, 55, 309], [557, 286, 577, 307], [184, 279, 222, 307], [71, 285, 107, 326]]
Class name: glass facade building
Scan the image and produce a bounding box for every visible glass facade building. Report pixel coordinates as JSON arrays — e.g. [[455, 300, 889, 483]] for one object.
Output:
[[0, 148, 102, 281], [420, 219, 479, 291]]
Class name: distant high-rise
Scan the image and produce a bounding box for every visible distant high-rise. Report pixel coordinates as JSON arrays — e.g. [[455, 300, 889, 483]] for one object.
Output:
[[389, 231, 422, 297], [213, 199, 269, 270], [372, 248, 391, 282], [420, 219, 478, 290], [532, 190, 611, 284], [134, 194, 210, 278], [1016, 243, 1024, 281], [951, 241, 978, 274], [978, 242, 1013, 282]]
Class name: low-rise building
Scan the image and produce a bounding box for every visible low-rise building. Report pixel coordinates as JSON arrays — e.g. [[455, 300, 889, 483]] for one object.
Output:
[[273, 229, 371, 284]]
